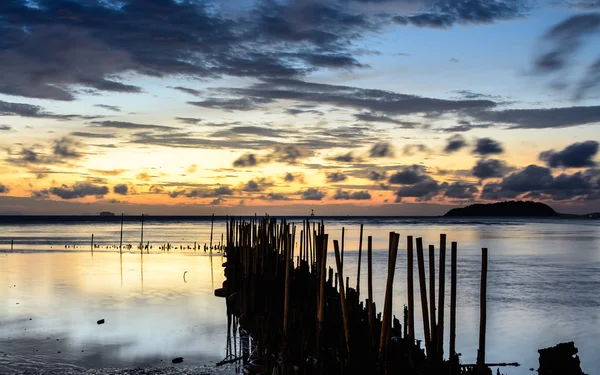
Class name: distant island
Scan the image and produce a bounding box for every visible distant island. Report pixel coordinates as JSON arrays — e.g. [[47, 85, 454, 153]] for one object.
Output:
[[99, 211, 115, 217], [444, 201, 558, 217]]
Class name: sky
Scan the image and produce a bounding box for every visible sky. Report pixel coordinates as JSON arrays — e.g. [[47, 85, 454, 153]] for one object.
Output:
[[0, 0, 600, 216]]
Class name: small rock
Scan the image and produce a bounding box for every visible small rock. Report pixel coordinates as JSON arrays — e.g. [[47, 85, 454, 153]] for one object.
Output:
[[172, 357, 184, 364], [97, 319, 105, 325]]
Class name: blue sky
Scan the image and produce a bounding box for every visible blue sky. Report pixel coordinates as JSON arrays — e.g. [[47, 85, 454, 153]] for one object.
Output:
[[0, 0, 599, 215]]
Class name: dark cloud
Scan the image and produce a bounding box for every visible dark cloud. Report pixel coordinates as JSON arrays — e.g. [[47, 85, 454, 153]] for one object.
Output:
[[243, 180, 262, 192], [188, 97, 275, 111], [300, 188, 326, 200], [70, 132, 115, 139], [481, 164, 599, 200], [392, 0, 523, 29], [389, 165, 428, 185], [333, 189, 371, 200], [469, 106, 600, 129], [1, 125, 13, 131], [0, 184, 9, 194], [169, 86, 202, 96], [233, 153, 259, 168], [169, 186, 234, 199], [52, 137, 82, 159], [265, 192, 290, 201], [444, 135, 467, 153], [539, 141, 598, 168], [269, 144, 310, 164], [90, 121, 176, 131], [113, 184, 128, 195], [473, 137, 504, 155], [354, 112, 416, 128], [212, 125, 283, 139], [445, 182, 478, 199], [175, 117, 203, 125], [284, 173, 295, 182], [329, 152, 356, 163], [402, 143, 432, 156], [0, 99, 95, 120], [370, 142, 394, 158], [326, 172, 347, 183], [439, 121, 491, 132], [394, 179, 446, 202], [472, 159, 510, 179], [50, 183, 109, 200], [532, 13, 600, 100], [31, 189, 50, 199], [94, 104, 121, 112], [368, 170, 387, 181]]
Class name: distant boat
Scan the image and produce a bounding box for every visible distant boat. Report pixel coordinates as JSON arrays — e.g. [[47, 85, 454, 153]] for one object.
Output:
[[311, 209, 315, 217]]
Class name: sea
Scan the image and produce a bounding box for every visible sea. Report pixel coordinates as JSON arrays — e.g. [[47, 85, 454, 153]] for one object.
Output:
[[0, 216, 599, 375]]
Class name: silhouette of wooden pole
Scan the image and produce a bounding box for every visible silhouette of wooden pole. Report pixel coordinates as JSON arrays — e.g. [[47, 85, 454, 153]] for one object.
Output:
[[429, 244, 436, 358], [334, 240, 351, 354], [356, 223, 363, 299], [119, 214, 123, 254], [407, 236, 415, 344], [450, 241, 458, 362], [477, 248, 488, 374], [91, 234, 94, 255], [140, 214, 144, 254], [11, 240, 13, 252], [416, 238, 432, 359], [367, 236, 374, 327], [317, 234, 328, 354], [341, 226, 345, 269], [379, 232, 400, 361], [210, 213, 215, 251], [437, 234, 446, 361]]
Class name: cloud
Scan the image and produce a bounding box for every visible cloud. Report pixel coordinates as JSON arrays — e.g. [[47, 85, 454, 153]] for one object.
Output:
[[370, 142, 394, 158], [539, 141, 598, 168], [188, 97, 275, 111], [300, 188, 326, 200], [0, 99, 94, 120], [284, 173, 295, 182], [70, 132, 115, 139], [50, 183, 109, 199], [94, 104, 121, 112], [266, 192, 290, 201], [469, 106, 600, 129], [368, 170, 387, 181], [329, 152, 356, 163], [5, 137, 85, 167], [389, 165, 428, 185], [402, 143, 432, 156], [175, 117, 203, 125], [233, 153, 259, 168], [333, 189, 371, 200], [113, 184, 128, 195], [444, 135, 467, 153], [532, 13, 600, 100], [392, 0, 523, 29], [90, 121, 176, 131], [326, 172, 347, 183], [394, 179, 447, 202], [0, 184, 9, 194], [444, 182, 478, 199], [243, 180, 262, 192], [473, 159, 510, 179], [169, 186, 234, 199], [269, 144, 310, 164], [354, 112, 416, 127], [31, 189, 50, 199], [481, 164, 599, 200], [52, 137, 82, 159], [169, 86, 202, 96], [474, 138, 504, 155], [0, 125, 12, 131]]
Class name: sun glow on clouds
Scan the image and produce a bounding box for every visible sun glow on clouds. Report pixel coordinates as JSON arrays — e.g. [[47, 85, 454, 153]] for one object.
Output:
[[1, 0, 600, 215]]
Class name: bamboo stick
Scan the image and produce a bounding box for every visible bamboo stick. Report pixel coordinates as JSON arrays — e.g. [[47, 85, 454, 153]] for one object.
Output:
[[477, 248, 488, 374], [379, 232, 400, 361], [119, 214, 123, 254], [91, 234, 94, 254], [437, 234, 446, 361], [416, 238, 432, 358], [317, 234, 328, 353], [450, 241, 458, 360], [140, 214, 144, 254], [210, 213, 214, 251], [367, 236, 374, 327], [341, 226, 345, 269], [333, 240, 351, 354], [407, 236, 415, 344], [357, 224, 363, 299]]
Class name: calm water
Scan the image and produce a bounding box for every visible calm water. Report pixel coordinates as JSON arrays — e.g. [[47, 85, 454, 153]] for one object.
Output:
[[1, 217, 599, 374]]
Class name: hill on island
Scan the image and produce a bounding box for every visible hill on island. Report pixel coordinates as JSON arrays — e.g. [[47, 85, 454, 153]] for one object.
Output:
[[444, 201, 558, 217]]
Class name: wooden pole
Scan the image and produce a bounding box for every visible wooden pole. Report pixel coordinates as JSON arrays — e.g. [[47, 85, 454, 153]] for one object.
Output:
[[450, 241, 458, 361], [407, 236, 415, 344], [283, 232, 292, 340], [437, 234, 446, 362], [140, 214, 144, 254], [317, 234, 328, 353], [416, 238, 432, 359], [119, 214, 123, 254], [333, 240, 351, 355], [11, 240, 13, 252], [367, 236, 374, 327], [341, 226, 345, 270], [91, 234, 94, 255], [429, 244, 436, 358], [356, 224, 363, 299], [379, 232, 400, 361], [210, 213, 215, 250], [477, 248, 488, 374]]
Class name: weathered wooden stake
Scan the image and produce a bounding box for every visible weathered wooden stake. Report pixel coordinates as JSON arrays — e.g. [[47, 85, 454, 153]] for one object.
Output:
[[407, 236, 415, 344], [477, 247, 488, 374], [140, 214, 144, 254], [450, 241, 458, 361], [210, 213, 215, 251], [317, 234, 328, 353], [356, 223, 363, 299], [429, 244, 437, 358], [333, 240, 351, 355], [437, 234, 446, 361], [379, 232, 400, 361], [341, 226, 345, 269], [367, 236, 374, 327], [416, 238, 432, 358], [91, 234, 94, 254], [11, 240, 14, 251], [119, 214, 123, 254]]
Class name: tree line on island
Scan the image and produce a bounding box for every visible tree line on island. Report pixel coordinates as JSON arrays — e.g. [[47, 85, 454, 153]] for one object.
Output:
[[444, 200, 599, 218]]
